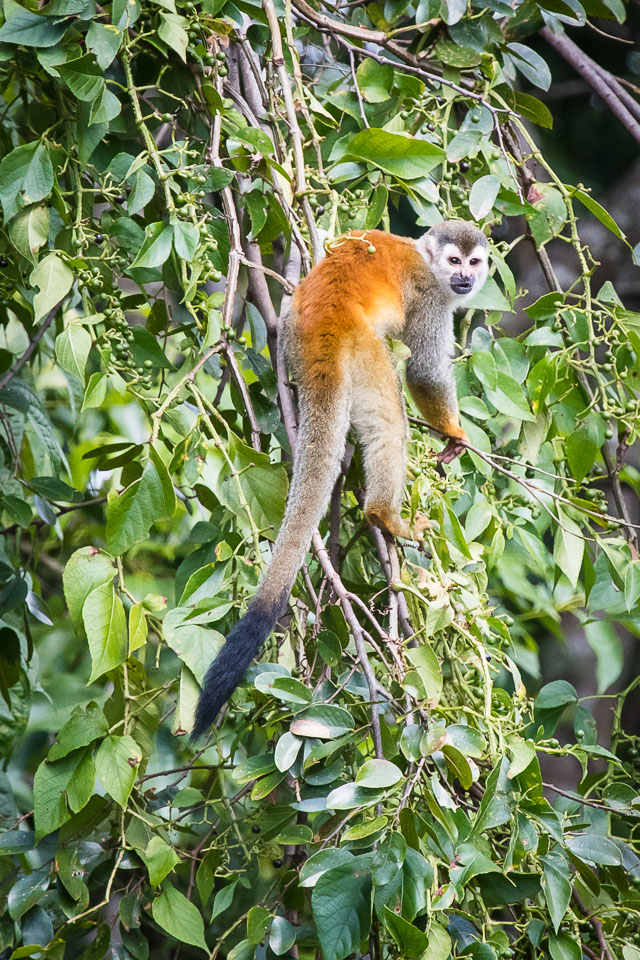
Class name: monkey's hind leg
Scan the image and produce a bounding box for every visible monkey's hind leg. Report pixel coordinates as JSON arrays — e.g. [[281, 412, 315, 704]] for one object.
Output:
[[351, 342, 428, 541]]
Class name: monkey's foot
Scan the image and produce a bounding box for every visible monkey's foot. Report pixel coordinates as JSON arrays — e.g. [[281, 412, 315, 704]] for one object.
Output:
[[436, 436, 468, 464], [366, 508, 431, 543], [410, 513, 431, 540]]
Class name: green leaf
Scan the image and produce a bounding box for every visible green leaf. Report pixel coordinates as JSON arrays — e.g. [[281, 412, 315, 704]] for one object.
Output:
[[82, 581, 127, 683], [573, 188, 626, 240], [554, 511, 584, 588], [312, 857, 372, 960], [106, 457, 175, 555], [405, 646, 442, 705], [0, 141, 53, 222], [89, 86, 121, 124], [152, 883, 208, 952], [514, 91, 553, 129], [356, 759, 403, 788], [540, 854, 572, 931], [565, 834, 622, 866], [63, 546, 115, 634], [273, 824, 313, 845], [274, 732, 302, 772], [143, 836, 181, 886], [163, 607, 224, 685], [291, 704, 355, 739], [31, 253, 74, 322], [355, 59, 394, 102], [214, 434, 288, 542], [9, 203, 49, 264], [549, 933, 582, 960], [158, 12, 188, 60], [95, 734, 140, 807], [55, 324, 92, 382], [1, 496, 32, 527], [442, 0, 466, 23], [445, 724, 485, 758], [435, 40, 482, 68], [49, 703, 108, 761], [33, 749, 93, 840], [425, 922, 451, 960], [86, 21, 122, 68], [269, 917, 296, 956], [506, 739, 536, 778], [624, 561, 640, 611], [442, 744, 473, 789], [8, 869, 49, 920], [300, 849, 355, 888], [269, 676, 313, 704], [507, 43, 552, 91], [326, 781, 385, 809], [247, 906, 271, 945], [383, 909, 427, 959], [58, 54, 105, 102], [566, 417, 604, 485], [344, 128, 444, 180], [469, 175, 500, 220], [0, 6, 68, 46], [485, 371, 536, 422], [130, 222, 174, 270], [128, 602, 148, 654], [128, 168, 156, 215], [536, 680, 578, 711], [173, 220, 200, 261], [82, 371, 108, 410]]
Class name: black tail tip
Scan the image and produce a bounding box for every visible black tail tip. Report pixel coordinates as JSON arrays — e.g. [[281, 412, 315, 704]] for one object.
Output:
[[188, 594, 287, 741]]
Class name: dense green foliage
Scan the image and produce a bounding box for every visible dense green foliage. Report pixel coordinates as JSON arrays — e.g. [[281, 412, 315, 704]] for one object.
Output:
[[1, 0, 640, 958]]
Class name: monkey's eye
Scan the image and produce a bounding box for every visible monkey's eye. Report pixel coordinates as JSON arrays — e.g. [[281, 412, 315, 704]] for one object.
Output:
[[469, 258, 480, 266], [448, 256, 461, 265]]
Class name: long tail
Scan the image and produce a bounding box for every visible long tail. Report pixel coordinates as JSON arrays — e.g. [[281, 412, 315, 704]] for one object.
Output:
[[191, 379, 350, 740]]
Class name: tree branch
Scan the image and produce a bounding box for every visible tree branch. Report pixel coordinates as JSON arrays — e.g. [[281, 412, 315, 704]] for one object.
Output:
[[540, 27, 640, 145]]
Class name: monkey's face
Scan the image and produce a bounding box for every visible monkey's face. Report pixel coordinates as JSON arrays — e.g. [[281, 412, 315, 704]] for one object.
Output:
[[420, 223, 489, 302]]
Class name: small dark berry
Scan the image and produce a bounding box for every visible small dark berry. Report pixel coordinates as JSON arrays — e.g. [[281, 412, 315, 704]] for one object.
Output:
[[316, 205, 325, 215], [95, 234, 104, 244], [427, 123, 435, 132], [0, 258, 7, 268], [272, 858, 283, 868], [115, 194, 125, 205], [459, 161, 470, 173], [252, 825, 261, 834]]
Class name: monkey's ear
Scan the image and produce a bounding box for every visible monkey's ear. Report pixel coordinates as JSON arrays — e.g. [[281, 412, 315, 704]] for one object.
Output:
[[419, 233, 437, 264]]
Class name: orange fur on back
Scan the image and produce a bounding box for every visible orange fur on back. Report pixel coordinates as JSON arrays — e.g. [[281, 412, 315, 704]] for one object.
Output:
[[293, 231, 425, 380]]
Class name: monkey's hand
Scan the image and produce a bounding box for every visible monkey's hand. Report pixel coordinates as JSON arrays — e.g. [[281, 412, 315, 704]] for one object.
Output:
[[436, 431, 468, 464]]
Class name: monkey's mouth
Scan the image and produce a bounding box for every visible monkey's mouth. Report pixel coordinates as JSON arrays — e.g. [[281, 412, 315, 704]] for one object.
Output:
[[450, 276, 474, 294]]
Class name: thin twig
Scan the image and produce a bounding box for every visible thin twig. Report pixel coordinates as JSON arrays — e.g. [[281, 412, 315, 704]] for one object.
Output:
[[263, 0, 321, 265], [349, 46, 369, 128], [572, 890, 615, 960], [0, 305, 60, 393], [223, 343, 262, 451]]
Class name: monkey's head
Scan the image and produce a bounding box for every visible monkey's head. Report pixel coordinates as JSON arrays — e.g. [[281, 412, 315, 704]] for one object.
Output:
[[419, 221, 489, 300]]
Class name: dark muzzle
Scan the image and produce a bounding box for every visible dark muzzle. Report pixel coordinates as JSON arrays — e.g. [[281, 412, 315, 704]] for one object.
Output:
[[450, 274, 474, 294]]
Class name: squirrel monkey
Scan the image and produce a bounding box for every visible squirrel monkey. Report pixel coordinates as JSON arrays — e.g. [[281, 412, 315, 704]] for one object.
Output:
[[192, 220, 489, 738]]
